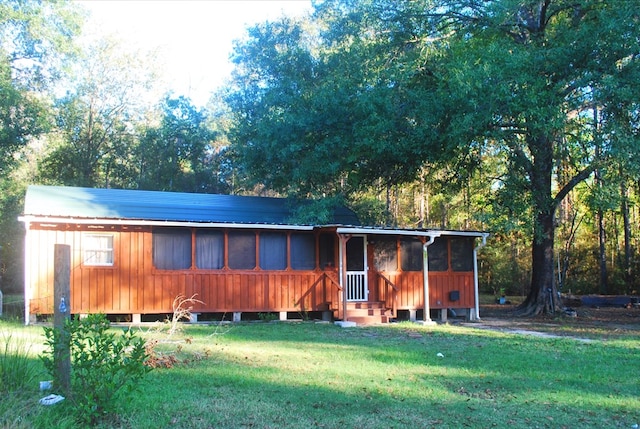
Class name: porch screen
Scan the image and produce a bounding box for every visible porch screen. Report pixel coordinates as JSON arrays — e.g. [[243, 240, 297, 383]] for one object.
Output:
[[451, 237, 474, 271], [400, 238, 423, 272], [427, 237, 448, 271], [196, 230, 224, 269], [228, 231, 256, 269], [153, 228, 192, 270], [290, 233, 316, 270], [259, 232, 287, 270], [319, 233, 335, 269], [374, 237, 398, 272]]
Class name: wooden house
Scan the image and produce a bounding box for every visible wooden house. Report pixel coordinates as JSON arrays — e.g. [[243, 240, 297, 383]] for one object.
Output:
[[20, 185, 488, 325]]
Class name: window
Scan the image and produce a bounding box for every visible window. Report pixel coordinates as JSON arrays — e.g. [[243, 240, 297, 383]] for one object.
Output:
[[83, 234, 114, 266], [290, 233, 316, 270], [400, 238, 423, 272], [259, 232, 287, 270], [196, 230, 224, 269], [451, 237, 474, 272], [228, 231, 256, 269], [373, 237, 398, 272], [427, 237, 448, 272], [153, 228, 191, 270]]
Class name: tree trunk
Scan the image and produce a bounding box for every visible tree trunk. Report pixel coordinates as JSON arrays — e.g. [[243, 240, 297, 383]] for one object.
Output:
[[621, 176, 632, 293], [516, 210, 558, 316], [516, 133, 562, 316]]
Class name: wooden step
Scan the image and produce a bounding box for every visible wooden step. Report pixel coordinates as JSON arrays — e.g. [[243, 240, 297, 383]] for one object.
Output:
[[336, 301, 393, 325]]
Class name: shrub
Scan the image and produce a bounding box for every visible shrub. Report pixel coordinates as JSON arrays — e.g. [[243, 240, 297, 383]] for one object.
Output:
[[41, 314, 151, 425]]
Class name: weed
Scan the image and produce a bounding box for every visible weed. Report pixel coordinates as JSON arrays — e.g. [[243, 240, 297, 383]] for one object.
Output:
[[0, 330, 41, 392]]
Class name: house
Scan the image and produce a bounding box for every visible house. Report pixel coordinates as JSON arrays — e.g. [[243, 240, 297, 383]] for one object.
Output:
[[19, 185, 488, 325]]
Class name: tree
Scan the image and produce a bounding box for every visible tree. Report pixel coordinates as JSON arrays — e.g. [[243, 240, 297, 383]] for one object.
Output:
[[38, 37, 156, 188], [226, 0, 640, 315], [136, 95, 218, 193], [0, 0, 82, 293]]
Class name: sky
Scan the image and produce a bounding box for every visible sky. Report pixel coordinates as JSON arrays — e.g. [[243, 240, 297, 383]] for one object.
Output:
[[78, 1, 312, 106]]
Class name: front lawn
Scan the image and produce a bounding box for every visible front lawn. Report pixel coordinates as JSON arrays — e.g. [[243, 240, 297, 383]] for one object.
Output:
[[1, 320, 638, 428]]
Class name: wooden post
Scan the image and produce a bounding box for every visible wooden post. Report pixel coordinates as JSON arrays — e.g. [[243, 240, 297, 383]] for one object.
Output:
[[54, 244, 71, 394]]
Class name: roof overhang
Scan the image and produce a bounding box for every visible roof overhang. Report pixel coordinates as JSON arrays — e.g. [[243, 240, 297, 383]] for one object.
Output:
[[336, 226, 488, 238], [17, 215, 314, 231]]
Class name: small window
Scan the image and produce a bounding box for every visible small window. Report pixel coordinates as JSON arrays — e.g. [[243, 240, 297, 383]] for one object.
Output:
[[153, 228, 192, 270], [427, 237, 448, 272], [374, 237, 398, 272], [400, 238, 423, 272], [451, 237, 474, 272], [83, 234, 114, 266], [290, 233, 316, 270], [228, 231, 256, 269], [259, 232, 287, 270], [196, 230, 224, 269]]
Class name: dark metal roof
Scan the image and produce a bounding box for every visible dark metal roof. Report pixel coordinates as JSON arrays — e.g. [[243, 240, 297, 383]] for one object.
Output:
[[22, 185, 360, 226]]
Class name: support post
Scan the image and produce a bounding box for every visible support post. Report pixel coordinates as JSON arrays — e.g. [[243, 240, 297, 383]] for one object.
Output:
[[421, 235, 438, 324], [54, 244, 71, 394], [472, 234, 489, 321]]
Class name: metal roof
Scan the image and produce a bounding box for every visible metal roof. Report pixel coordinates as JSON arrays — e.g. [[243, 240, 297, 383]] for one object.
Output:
[[22, 185, 360, 227]]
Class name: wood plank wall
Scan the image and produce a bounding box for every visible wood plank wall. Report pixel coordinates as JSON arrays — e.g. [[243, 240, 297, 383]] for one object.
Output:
[[26, 226, 475, 315]]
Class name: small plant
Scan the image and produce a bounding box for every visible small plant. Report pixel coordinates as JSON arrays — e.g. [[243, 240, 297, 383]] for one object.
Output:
[[0, 330, 40, 392], [258, 312, 278, 322], [167, 294, 204, 336], [41, 314, 151, 425]]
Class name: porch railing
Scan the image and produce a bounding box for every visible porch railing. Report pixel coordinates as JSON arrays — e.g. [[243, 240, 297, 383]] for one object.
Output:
[[376, 272, 398, 319], [346, 272, 367, 301]]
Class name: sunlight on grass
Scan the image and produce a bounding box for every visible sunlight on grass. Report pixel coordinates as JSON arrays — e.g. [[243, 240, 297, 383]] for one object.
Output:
[[2, 320, 639, 428]]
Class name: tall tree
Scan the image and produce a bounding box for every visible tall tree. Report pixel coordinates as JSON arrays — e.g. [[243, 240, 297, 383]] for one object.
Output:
[[0, 0, 82, 293], [0, 0, 81, 173], [227, 0, 640, 315], [38, 37, 155, 187], [136, 95, 218, 193]]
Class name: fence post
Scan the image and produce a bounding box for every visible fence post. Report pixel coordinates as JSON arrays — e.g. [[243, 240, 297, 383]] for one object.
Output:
[[54, 244, 71, 394]]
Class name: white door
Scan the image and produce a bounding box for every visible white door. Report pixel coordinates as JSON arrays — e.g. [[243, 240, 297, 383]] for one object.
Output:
[[346, 236, 368, 301]]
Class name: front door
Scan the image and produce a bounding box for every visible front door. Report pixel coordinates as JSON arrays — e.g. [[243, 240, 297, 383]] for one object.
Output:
[[346, 236, 368, 301]]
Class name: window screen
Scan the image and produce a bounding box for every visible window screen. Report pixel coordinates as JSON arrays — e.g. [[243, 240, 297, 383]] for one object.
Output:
[[450, 237, 474, 272], [290, 233, 316, 270], [427, 237, 448, 272], [153, 228, 192, 270], [228, 231, 256, 269], [319, 233, 335, 269], [196, 230, 224, 269], [259, 232, 287, 270], [400, 238, 423, 272], [83, 234, 114, 266], [373, 237, 398, 272]]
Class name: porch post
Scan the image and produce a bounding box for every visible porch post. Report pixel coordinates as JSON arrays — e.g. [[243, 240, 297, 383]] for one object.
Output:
[[422, 235, 437, 324], [338, 234, 349, 321], [472, 233, 489, 321]]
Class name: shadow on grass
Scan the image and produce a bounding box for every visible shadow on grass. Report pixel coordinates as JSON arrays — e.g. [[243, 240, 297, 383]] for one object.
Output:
[[123, 322, 639, 428]]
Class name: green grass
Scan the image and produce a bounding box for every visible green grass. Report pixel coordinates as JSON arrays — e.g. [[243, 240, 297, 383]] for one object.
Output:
[[0, 320, 638, 428]]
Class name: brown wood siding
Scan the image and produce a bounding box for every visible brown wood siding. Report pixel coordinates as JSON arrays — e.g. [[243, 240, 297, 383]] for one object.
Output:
[[373, 271, 474, 310], [26, 226, 475, 316]]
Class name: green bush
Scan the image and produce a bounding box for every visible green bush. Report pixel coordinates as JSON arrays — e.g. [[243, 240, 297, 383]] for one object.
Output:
[[41, 314, 151, 425]]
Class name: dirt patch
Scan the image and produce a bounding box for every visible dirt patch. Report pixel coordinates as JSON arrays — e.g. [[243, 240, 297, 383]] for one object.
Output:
[[464, 303, 640, 340]]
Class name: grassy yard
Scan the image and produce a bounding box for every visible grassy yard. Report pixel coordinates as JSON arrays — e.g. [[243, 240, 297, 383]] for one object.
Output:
[[1, 319, 638, 428]]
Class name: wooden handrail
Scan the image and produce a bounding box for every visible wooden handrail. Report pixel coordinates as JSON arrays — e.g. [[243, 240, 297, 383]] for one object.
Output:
[[377, 273, 398, 319], [322, 272, 342, 291]]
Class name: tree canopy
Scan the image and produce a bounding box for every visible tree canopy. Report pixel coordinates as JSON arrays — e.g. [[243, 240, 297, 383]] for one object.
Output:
[[226, 0, 640, 314]]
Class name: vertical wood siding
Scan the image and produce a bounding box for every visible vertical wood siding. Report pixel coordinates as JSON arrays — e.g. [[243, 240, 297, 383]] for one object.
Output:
[[26, 227, 476, 315]]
